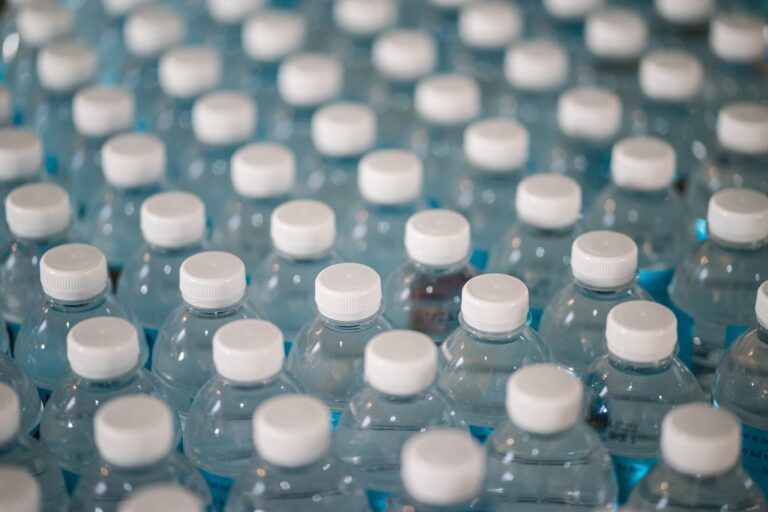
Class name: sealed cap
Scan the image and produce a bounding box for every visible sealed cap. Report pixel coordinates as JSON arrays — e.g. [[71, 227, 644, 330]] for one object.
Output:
[[516, 174, 581, 230], [232, 143, 295, 198], [464, 118, 529, 172], [5, 183, 70, 239], [37, 41, 97, 93], [571, 231, 638, 289], [125, 6, 185, 58], [405, 209, 470, 267], [506, 364, 583, 434], [278, 53, 343, 108], [365, 330, 437, 396], [270, 199, 336, 258], [0, 466, 40, 512], [141, 192, 206, 249], [102, 0, 152, 17], [459, 0, 522, 50], [358, 149, 423, 205], [0, 128, 42, 181], [710, 13, 765, 63], [17, 2, 73, 48], [505, 40, 568, 92], [611, 136, 675, 191], [0, 383, 20, 444], [586, 8, 647, 61], [192, 90, 256, 146], [401, 430, 485, 507], [311, 102, 376, 157], [373, 29, 437, 82], [461, 274, 529, 333], [315, 263, 381, 322], [206, 0, 265, 24], [179, 251, 247, 309], [67, 317, 140, 380], [717, 103, 768, 155], [655, 0, 714, 24], [119, 485, 204, 512], [102, 133, 165, 188], [334, 0, 396, 37], [661, 404, 740, 477], [606, 301, 677, 363], [558, 87, 622, 141], [415, 74, 480, 126], [94, 394, 174, 468], [544, 0, 602, 19], [253, 394, 330, 467], [640, 50, 703, 102], [73, 86, 135, 138], [40, 244, 108, 302], [243, 10, 305, 62], [213, 319, 284, 383], [707, 188, 768, 244], [159, 47, 222, 99], [756, 281, 768, 330]]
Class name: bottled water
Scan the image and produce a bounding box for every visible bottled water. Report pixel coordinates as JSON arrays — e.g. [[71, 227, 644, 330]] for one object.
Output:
[[0, 466, 41, 512], [384, 209, 476, 343], [226, 394, 369, 511], [540, 0, 602, 48], [202, 0, 263, 83], [0, 128, 45, 244], [539, 230, 651, 376], [184, 319, 302, 509], [0, 350, 41, 436], [583, 301, 704, 502], [650, 0, 714, 57], [486, 364, 618, 509], [119, 485, 205, 512], [628, 404, 768, 510], [438, 273, 550, 441]]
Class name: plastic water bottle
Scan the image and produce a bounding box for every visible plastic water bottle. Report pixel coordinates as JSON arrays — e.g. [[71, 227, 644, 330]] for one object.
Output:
[[70, 394, 212, 511], [119, 484, 205, 512], [0, 466, 41, 512], [583, 301, 704, 502], [0, 350, 41, 436], [669, 188, 768, 389], [184, 319, 302, 509], [539, 230, 650, 376], [488, 174, 582, 327], [384, 209, 477, 343], [334, 330, 466, 510], [88, 0, 151, 85], [202, 0, 263, 83], [540, 0, 602, 48], [650, 0, 714, 56], [627, 404, 768, 510], [226, 394, 369, 511]]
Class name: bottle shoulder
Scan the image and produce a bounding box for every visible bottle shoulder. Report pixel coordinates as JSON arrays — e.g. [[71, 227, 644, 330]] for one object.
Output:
[[487, 422, 611, 463], [441, 325, 551, 362]]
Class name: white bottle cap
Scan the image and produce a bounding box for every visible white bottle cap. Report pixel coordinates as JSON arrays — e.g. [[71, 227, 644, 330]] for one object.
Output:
[[159, 47, 222, 100], [372, 29, 437, 82], [365, 330, 437, 396], [119, 485, 204, 512], [707, 188, 768, 245], [756, 281, 768, 330], [0, 466, 41, 512], [506, 363, 583, 434], [654, 0, 714, 24], [0, 128, 42, 181], [192, 91, 256, 146], [37, 41, 97, 93], [17, 2, 73, 48], [179, 251, 247, 310], [73, 86, 135, 139], [611, 136, 676, 191], [462, 273, 529, 333], [334, 0, 397, 37], [232, 142, 295, 199], [586, 8, 647, 61], [516, 174, 581, 230], [558, 87, 622, 141], [253, 394, 330, 468], [40, 244, 108, 302], [717, 103, 768, 155], [606, 301, 677, 363], [571, 231, 638, 289], [140, 192, 206, 249], [94, 394, 174, 468], [278, 53, 343, 108], [415, 74, 480, 127], [464, 118, 529, 172], [459, 0, 522, 50], [311, 102, 376, 157], [505, 40, 568, 92], [661, 404, 741, 477], [102, 133, 165, 189], [270, 199, 336, 258], [401, 429, 485, 507], [124, 6, 185, 59], [213, 319, 284, 384], [102, 0, 152, 17], [640, 50, 703, 102], [358, 149, 423, 205], [242, 10, 305, 62], [206, 0, 265, 24], [405, 209, 471, 267], [5, 183, 70, 240], [315, 263, 382, 322], [67, 317, 140, 381], [0, 87, 10, 126], [0, 382, 20, 444], [544, 0, 603, 20], [710, 13, 765, 64]]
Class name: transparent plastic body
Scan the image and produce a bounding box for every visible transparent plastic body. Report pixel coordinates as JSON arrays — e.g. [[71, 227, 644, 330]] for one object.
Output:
[[28, 90, 77, 178], [120, 57, 162, 130], [545, 135, 614, 204], [0, 351, 42, 435], [367, 81, 419, 149], [506, 89, 561, 173], [385, 496, 487, 512], [578, 55, 640, 103], [269, 106, 316, 187], [239, 62, 280, 140], [410, 123, 468, 207], [66, 135, 110, 219], [152, 96, 196, 181], [5, 44, 42, 123], [179, 144, 240, 220], [0, 432, 68, 511], [701, 59, 768, 130], [303, 154, 363, 219]]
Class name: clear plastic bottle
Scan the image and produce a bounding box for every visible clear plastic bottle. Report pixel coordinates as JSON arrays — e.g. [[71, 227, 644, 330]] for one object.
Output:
[[583, 301, 704, 502], [0, 466, 41, 512], [0, 350, 41, 436], [226, 394, 370, 512], [486, 364, 618, 510], [0, 129, 45, 245], [119, 484, 205, 512], [201, 0, 262, 84]]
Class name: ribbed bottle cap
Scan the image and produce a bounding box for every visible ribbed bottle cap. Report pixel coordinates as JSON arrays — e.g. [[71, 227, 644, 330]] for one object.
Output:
[[179, 251, 247, 310], [707, 188, 768, 244], [571, 231, 638, 289], [124, 6, 185, 58], [506, 363, 583, 434], [140, 192, 206, 249], [415, 74, 480, 126], [206, 0, 265, 24], [232, 143, 295, 198], [311, 102, 376, 158], [159, 46, 222, 99], [505, 40, 568, 92], [756, 282, 768, 330], [461, 274, 529, 333], [40, 244, 108, 302], [661, 404, 740, 477], [0, 87, 10, 125], [365, 330, 437, 396], [102, 0, 152, 17], [358, 149, 423, 205], [401, 430, 485, 507], [17, 2, 73, 48], [717, 102, 768, 155], [73, 86, 135, 138], [640, 50, 703, 102], [37, 41, 97, 93], [334, 0, 396, 37], [710, 13, 765, 63], [192, 90, 256, 146], [558, 87, 622, 141], [611, 136, 675, 191], [544, 0, 603, 19], [0, 383, 20, 444], [0, 128, 42, 181], [654, 0, 714, 24], [278, 53, 343, 108], [95, 395, 174, 468], [315, 263, 381, 322], [464, 118, 528, 172], [372, 29, 437, 82], [606, 301, 677, 363], [516, 174, 581, 230], [586, 8, 647, 61], [253, 394, 330, 467], [67, 317, 140, 380], [405, 209, 470, 267], [5, 183, 70, 240], [243, 10, 305, 62], [459, 0, 522, 50], [213, 319, 284, 384], [270, 199, 336, 258], [0, 466, 40, 512], [118, 485, 204, 512], [102, 133, 165, 188]]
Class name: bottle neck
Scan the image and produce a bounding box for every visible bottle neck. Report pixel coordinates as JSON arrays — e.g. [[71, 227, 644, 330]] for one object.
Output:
[[458, 313, 528, 342], [73, 367, 142, 390], [319, 308, 384, 332], [46, 289, 109, 312], [409, 257, 471, 275], [573, 278, 637, 298], [146, 241, 205, 256], [708, 234, 768, 251], [607, 352, 675, 373], [184, 296, 247, 318]]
